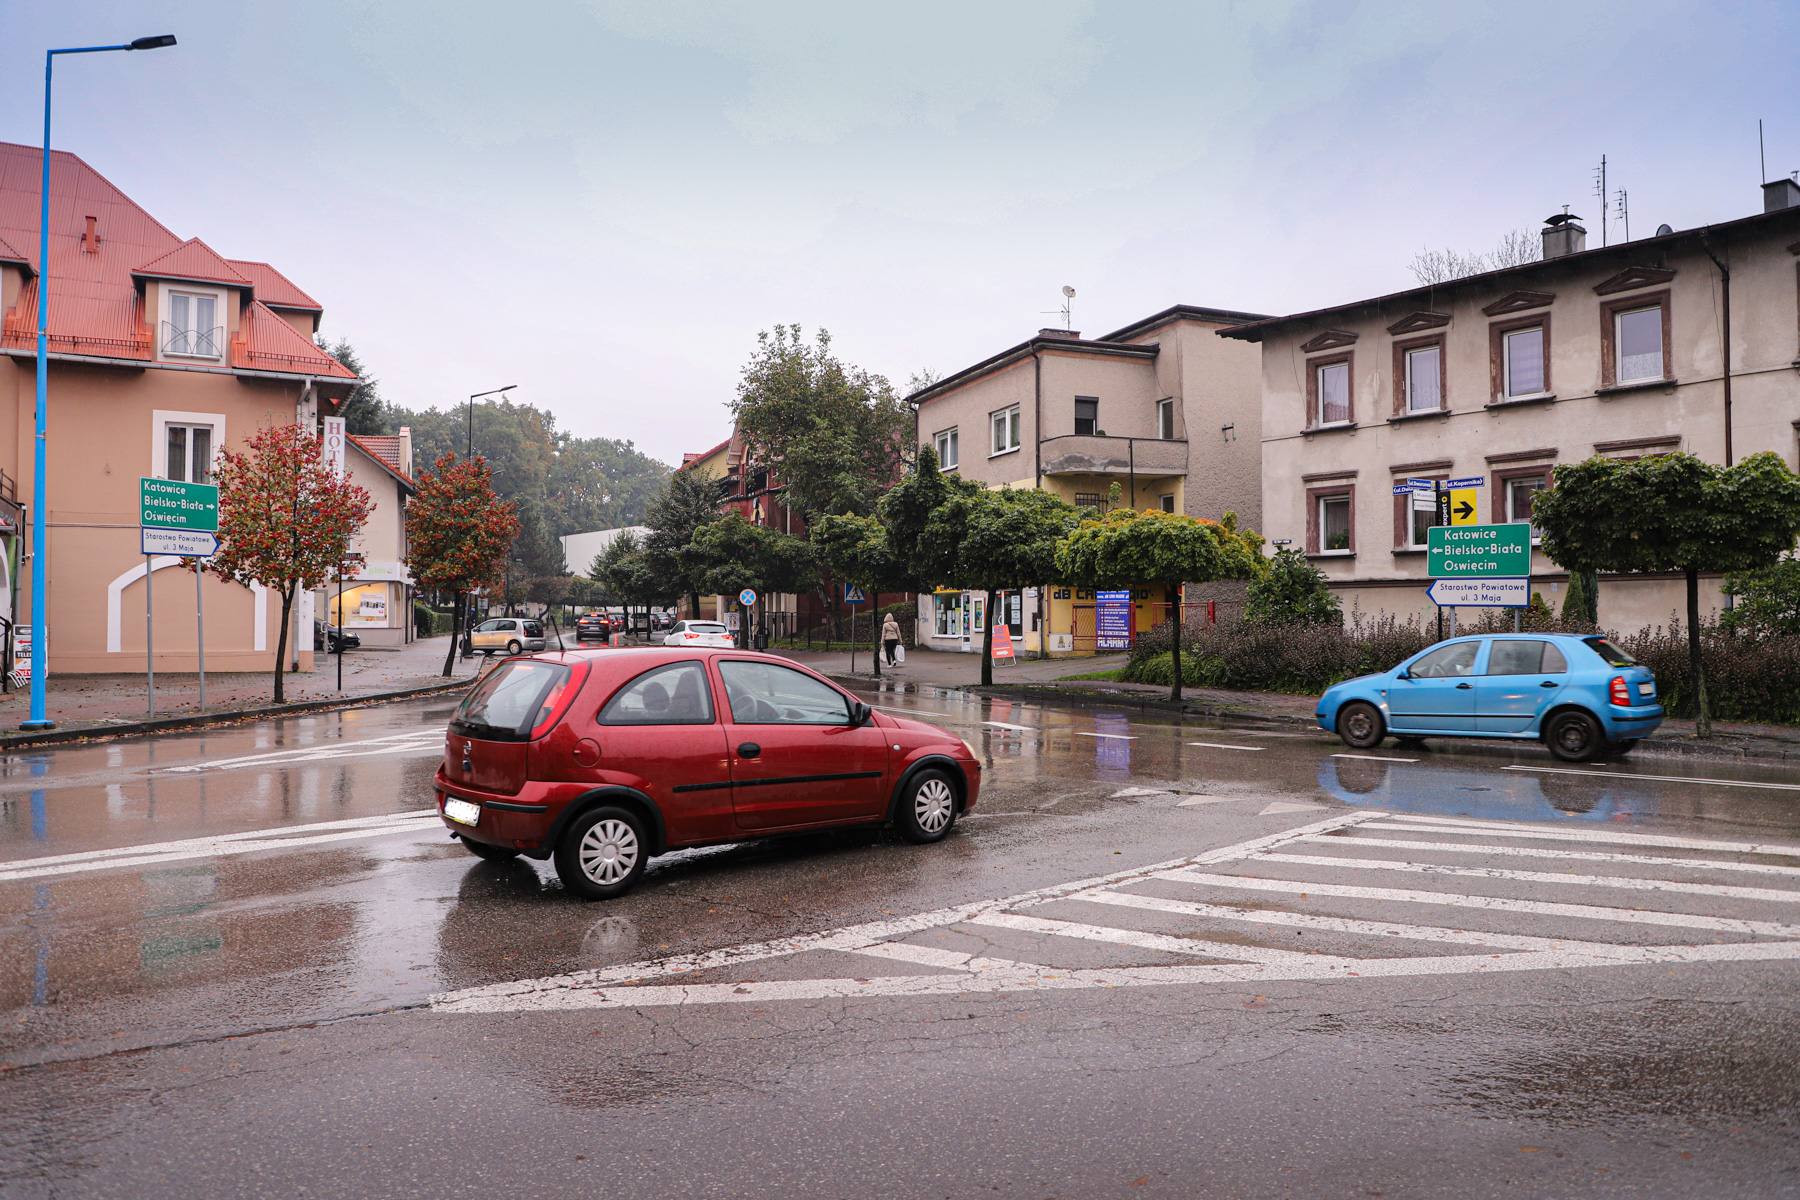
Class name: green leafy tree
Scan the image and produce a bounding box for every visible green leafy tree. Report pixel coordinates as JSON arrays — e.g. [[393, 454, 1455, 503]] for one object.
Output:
[[1723, 553, 1800, 636], [316, 338, 389, 436], [1561, 568, 1598, 625], [405, 452, 522, 676], [680, 514, 817, 646], [545, 436, 670, 534], [1245, 547, 1342, 627], [812, 512, 916, 676], [879, 444, 984, 574], [643, 467, 726, 618], [208, 423, 373, 702], [729, 325, 913, 519], [1056, 509, 1266, 702], [925, 488, 1080, 685], [1532, 451, 1800, 736], [596, 530, 677, 638]]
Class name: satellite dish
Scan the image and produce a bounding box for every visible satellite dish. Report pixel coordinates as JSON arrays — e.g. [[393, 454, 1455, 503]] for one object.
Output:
[[1062, 285, 1076, 298], [1655, 223, 1673, 237]]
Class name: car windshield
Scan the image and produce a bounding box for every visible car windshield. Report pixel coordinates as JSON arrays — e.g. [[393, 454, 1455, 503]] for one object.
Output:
[[451, 660, 571, 741], [1584, 637, 1637, 666]]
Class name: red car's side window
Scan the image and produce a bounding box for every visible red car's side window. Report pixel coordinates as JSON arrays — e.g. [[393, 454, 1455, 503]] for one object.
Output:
[[597, 661, 716, 725]]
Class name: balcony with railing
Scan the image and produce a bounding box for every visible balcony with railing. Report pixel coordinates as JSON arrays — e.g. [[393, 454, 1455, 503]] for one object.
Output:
[[1039, 434, 1188, 478], [161, 321, 225, 360]]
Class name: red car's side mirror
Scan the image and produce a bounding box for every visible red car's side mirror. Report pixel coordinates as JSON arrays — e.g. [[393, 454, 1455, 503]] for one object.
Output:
[[850, 701, 872, 727]]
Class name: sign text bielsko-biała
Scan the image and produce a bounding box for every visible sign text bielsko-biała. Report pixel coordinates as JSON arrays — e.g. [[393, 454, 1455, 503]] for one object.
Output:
[[1426, 523, 1529, 577]]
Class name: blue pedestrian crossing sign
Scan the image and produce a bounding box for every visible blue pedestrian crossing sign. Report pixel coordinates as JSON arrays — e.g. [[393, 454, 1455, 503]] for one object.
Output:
[[843, 584, 868, 604]]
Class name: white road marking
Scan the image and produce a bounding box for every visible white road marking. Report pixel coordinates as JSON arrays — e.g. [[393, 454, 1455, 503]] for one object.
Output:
[[983, 721, 1033, 733], [1332, 753, 1417, 763], [1503, 764, 1800, 792], [1260, 801, 1325, 815], [1076, 732, 1137, 741], [1303, 834, 1800, 878], [161, 728, 445, 774], [0, 811, 441, 883], [1186, 742, 1264, 751], [965, 910, 1340, 967], [1253, 852, 1800, 904], [1112, 787, 1174, 798], [1157, 869, 1800, 938], [1177, 796, 1240, 806], [1364, 815, 1800, 856]]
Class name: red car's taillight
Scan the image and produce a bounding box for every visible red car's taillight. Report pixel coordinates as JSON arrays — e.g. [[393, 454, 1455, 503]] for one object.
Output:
[[1609, 676, 1631, 705]]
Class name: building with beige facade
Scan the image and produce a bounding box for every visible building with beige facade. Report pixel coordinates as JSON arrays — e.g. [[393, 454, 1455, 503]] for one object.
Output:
[[1223, 181, 1800, 633], [905, 305, 1267, 654], [320, 429, 416, 648], [0, 143, 360, 677]]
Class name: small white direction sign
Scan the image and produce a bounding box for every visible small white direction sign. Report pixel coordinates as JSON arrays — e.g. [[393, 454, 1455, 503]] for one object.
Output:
[[1427, 577, 1528, 607], [142, 527, 219, 557]]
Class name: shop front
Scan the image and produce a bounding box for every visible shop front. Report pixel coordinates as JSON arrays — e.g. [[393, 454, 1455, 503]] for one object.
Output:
[[921, 584, 1165, 657], [325, 560, 412, 648]]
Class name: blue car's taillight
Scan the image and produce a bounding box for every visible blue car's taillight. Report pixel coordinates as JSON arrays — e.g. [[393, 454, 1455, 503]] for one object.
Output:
[[1609, 676, 1631, 705]]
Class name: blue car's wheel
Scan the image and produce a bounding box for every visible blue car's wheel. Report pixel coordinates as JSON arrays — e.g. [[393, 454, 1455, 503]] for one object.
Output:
[[1336, 701, 1385, 749], [1545, 710, 1603, 762]]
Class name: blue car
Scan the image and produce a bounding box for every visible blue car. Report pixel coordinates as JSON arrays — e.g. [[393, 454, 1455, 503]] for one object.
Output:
[[1316, 633, 1663, 762]]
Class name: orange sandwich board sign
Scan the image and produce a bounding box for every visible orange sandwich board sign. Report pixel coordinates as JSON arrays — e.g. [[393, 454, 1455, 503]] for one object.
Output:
[[991, 625, 1016, 661]]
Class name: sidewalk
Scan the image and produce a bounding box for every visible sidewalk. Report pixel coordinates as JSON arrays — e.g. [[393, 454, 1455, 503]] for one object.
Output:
[[779, 645, 1800, 764], [0, 635, 480, 736]]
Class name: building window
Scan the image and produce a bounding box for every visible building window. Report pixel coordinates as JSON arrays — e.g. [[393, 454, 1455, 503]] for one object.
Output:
[[163, 291, 222, 359], [1507, 476, 1545, 530], [1319, 495, 1352, 552], [1503, 326, 1545, 396], [1404, 344, 1442, 412], [1393, 477, 1445, 550], [932, 593, 963, 637], [1074, 396, 1098, 437], [1311, 358, 1352, 426], [1074, 492, 1103, 511], [1615, 306, 1663, 382], [1157, 398, 1175, 440], [154, 413, 223, 484], [991, 405, 1021, 455], [1159, 493, 1175, 513], [934, 427, 959, 470]]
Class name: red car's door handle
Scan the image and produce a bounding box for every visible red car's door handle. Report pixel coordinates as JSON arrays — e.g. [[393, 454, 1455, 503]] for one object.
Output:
[[737, 742, 761, 759]]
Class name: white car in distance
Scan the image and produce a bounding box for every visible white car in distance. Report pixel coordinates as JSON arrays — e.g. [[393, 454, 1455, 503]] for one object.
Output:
[[664, 620, 736, 648]]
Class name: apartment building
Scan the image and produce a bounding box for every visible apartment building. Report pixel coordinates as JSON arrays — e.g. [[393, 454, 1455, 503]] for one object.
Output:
[[0, 143, 359, 674], [906, 305, 1267, 654], [1223, 181, 1800, 630]]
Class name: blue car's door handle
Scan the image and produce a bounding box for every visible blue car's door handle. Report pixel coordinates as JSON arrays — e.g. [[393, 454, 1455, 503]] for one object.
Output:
[[1540, 680, 1559, 688], [1455, 682, 1473, 689]]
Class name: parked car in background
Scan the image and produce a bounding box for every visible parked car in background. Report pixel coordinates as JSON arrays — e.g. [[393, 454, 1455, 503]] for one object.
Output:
[[435, 648, 980, 898], [465, 617, 548, 657], [1317, 634, 1662, 763], [314, 622, 361, 653], [575, 612, 611, 642], [651, 611, 674, 631], [665, 620, 735, 648]]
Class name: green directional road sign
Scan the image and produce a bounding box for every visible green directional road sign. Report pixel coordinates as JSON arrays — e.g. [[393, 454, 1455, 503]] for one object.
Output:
[[140, 477, 219, 532], [1427, 523, 1530, 577]]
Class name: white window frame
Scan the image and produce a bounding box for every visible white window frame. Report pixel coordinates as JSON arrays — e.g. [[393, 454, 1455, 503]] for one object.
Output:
[[1315, 361, 1351, 427], [1502, 326, 1546, 398], [1318, 494, 1353, 555], [934, 427, 959, 471], [152, 410, 227, 483], [990, 405, 1021, 456], [158, 282, 228, 361], [1156, 398, 1175, 440], [1615, 306, 1664, 384], [932, 593, 963, 637], [1404, 345, 1441, 413], [1405, 485, 1441, 550]]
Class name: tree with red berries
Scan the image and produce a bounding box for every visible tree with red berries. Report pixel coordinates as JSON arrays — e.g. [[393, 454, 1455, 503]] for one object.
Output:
[[406, 452, 521, 676], [208, 422, 373, 702]]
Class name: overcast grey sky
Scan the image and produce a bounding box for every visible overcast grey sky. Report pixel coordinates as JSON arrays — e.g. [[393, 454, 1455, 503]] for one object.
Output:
[[9, 1, 1797, 465]]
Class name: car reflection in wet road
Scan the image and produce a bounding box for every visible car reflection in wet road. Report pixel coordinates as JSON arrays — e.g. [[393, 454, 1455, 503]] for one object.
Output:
[[2, 684, 1798, 1199]]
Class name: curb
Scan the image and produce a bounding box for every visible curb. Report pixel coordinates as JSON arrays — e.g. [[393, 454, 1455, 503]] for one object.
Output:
[[828, 673, 1800, 765], [0, 678, 474, 751]]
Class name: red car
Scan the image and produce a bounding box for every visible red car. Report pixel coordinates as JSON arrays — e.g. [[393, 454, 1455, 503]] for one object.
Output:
[[435, 648, 981, 899]]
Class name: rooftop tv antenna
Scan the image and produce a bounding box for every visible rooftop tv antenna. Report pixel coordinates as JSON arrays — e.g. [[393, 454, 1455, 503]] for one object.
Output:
[[1592, 155, 1608, 246], [1042, 285, 1076, 331], [1614, 188, 1629, 242]]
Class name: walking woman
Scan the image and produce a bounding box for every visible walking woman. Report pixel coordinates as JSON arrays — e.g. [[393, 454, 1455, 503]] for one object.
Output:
[[881, 611, 902, 667]]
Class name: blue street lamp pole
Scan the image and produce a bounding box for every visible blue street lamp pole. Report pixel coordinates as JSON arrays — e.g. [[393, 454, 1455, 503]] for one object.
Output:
[[26, 34, 176, 730]]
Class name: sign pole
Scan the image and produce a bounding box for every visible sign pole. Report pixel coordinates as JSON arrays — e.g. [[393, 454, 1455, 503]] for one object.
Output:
[[195, 562, 205, 712], [337, 566, 344, 692], [145, 552, 154, 717], [1435, 481, 1446, 642]]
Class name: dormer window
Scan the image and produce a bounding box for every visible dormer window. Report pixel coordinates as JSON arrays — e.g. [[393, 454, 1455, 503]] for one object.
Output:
[[164, 290, 222, 359]]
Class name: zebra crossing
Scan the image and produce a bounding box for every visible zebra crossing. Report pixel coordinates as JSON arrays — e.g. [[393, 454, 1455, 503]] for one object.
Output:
[[433, 808, 1800, 1014]]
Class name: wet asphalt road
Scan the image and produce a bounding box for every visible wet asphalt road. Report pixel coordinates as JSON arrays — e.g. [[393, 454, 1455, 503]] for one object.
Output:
[[2, 683, 1799, 1198]]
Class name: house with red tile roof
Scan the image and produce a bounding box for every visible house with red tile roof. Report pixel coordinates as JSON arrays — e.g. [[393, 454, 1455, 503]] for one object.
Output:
[[0, 142, 364, 677]]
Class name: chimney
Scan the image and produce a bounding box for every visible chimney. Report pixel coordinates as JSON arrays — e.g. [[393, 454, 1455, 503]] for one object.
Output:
[[1763, 177, 1800, 213], [1541, 216, 1586, 259], [81, 215, 99, 253], [397, 426, 413, 478], [1037, 327, 1080, 340]]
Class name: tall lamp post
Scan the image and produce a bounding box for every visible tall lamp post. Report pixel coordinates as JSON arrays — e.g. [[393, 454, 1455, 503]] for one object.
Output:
[[467, 385, 516, 459], [26, 33, 178, 731]]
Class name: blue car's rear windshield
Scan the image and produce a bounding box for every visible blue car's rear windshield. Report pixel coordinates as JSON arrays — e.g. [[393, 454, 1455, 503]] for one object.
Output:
[[1583, 637, 1637, 667]]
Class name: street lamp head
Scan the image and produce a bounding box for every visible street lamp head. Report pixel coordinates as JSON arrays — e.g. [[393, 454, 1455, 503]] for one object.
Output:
[[128, 35, 178, 50]]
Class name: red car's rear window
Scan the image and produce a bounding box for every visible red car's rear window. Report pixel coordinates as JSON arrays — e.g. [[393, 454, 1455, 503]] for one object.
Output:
[[452, 660, 572, 741]]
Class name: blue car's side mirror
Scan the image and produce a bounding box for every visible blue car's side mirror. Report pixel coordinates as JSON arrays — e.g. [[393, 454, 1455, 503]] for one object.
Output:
[[1396, 668, 1413, 680]]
